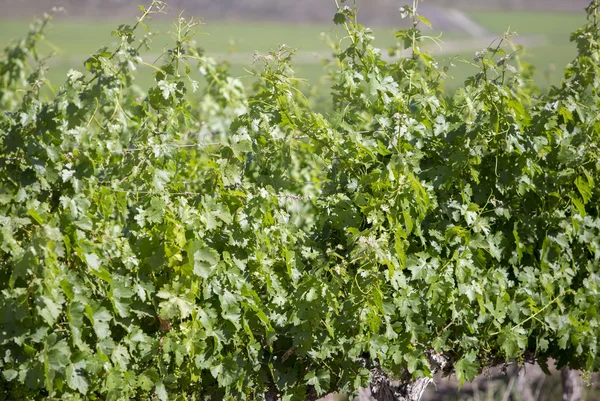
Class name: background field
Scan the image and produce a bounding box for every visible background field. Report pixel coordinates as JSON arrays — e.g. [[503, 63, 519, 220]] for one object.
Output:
[[0, 7, 588, 98]]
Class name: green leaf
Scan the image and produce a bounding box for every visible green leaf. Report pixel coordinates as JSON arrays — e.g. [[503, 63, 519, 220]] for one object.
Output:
[[571, 195, 587, 216], [2, 370, 18, 381], [216, 356, 240, 387], [575, 176, 592, 204], [27, 208, 45, 225], [44, 337, 71, 391], [0, 188, 12, 204], [193, 246, 220, 279], [558, 106, 573, 123], [86, 306, 113, 340], [146, 197, 167, 224], [220, 290, 242, 329], [67, 361, 89, 394], [155, 381, 168, 401], [36, 295, 63, 326], [84, 253, 102, 270], [455, 351, 479, 389], [305, 369, 330, 395], [417, 15, 432, 29], [153, 169, 170, 191], [138, 369, 159, 391], [499, 327, 528, 358], [333, 12, 346, 25], [156, 287, 194, 320]]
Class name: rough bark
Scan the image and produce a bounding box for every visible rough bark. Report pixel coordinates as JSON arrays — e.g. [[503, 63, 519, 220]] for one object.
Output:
[[561, 368, 583, 401], [369, 375, 433, 401], [365, 351, 449, 401]]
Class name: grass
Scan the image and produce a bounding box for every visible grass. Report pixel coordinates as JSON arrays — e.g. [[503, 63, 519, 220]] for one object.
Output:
[[0, 17, 405, 84], [464, 11, 587, 87], [0, 9, 591, 96], [0, 19, 345, 54], [428, 10, 587, 92]]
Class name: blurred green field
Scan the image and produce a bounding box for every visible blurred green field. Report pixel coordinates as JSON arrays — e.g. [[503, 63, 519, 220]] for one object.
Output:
[[0, 19, 348, 54], [0, 9, 590, 97], [466, 11, 586, 84], [0, 18, 405, 92], [428, 11, 586, 91]]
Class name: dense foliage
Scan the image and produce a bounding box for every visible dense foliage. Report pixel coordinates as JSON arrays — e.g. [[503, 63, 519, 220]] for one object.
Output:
[[1, 1, 600, 400]]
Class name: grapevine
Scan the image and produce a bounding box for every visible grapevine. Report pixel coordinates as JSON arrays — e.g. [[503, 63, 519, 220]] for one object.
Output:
[[1, 1, 599, 400]]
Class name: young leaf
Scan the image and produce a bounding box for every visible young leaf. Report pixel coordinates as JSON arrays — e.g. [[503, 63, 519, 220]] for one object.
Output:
[[455, 352, 479, 389]]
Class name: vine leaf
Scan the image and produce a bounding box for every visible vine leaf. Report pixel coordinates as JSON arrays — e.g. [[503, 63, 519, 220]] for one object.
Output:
[[455, 352, 479, 389]]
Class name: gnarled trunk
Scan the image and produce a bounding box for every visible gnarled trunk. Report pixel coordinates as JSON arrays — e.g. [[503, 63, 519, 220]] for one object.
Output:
[[561, 368, 583, 401], [366, 351, 449, 401], [368, 376, 433, 401]]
